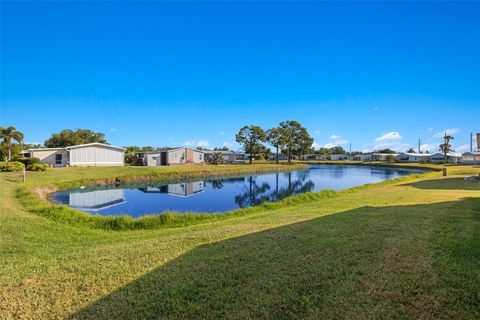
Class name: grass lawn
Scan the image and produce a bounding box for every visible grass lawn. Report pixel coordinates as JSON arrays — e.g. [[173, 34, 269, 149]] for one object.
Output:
[[1, 163, 479, 319]]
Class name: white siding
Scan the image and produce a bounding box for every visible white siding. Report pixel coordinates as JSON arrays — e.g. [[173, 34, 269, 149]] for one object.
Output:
[[69, 146, 124, 166], [168, 149, 186, 164], [192, 150, 204, 163]]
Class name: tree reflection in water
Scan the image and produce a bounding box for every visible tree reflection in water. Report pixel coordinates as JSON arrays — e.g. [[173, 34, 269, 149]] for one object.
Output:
[[234, 172, 314, 208]]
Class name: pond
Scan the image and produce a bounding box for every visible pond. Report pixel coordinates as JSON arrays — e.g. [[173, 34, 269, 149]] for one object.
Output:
[[51, 165, 426, 217]]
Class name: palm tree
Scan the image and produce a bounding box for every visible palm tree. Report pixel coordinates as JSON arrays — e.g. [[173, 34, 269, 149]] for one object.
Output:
[[439, 133, 454, 165], [0, 126, 24, 161]]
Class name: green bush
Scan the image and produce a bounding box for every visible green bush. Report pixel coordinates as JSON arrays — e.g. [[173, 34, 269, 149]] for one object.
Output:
[[31, 163, 49, 171], [15, 156, 40, 167], [0, 161, 25, 172]]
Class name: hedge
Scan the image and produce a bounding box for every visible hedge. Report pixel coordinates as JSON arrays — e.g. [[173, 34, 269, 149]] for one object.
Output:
[[0, 161, 25, 172]]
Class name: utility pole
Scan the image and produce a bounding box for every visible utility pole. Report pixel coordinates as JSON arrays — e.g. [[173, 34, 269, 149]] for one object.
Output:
[[418, 139, 421, 154], [471, 132, 473, 152]]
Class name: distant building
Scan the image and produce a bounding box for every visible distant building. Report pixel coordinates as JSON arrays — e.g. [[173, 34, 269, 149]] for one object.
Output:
[[462, 152, 480, 164], [430, 152, 462, 164], [396, 153, 431, 163], [353, 154, 372, 161], [22, 143, 125, 167], [371, 153, 398, 161], [303, 154, 328, 160], [203, 150, 247, 164], [329, 154, 350, 161], [136, 147, 204, 166], [268, 154, 298, 161]]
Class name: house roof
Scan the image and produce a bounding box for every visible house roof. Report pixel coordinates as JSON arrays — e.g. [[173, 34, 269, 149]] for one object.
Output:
[[136, 147, 205, 155], [24, 147, 65, 152], [463, 151, 480, 156], [65, 142, 126, 151], [398, 153, 431, 157], [431, 152, 462, 158]]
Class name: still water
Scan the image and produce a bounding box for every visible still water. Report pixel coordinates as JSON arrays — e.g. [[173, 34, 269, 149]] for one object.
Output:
[[51, 165, 425, 217]]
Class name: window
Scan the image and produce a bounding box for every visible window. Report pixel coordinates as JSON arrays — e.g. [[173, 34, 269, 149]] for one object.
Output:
[[55, 154, 63, 165]]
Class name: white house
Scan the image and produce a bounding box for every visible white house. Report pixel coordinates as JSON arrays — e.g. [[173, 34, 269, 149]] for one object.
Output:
[[303, 154, 327, 160], [137, 147, 204, 166], [203, 150, 246, 163], [371, 153, 398, 161], [353, 154, 372, 161], [430, 152, 463, 164], [330, 154, 350, 161], [462, 152, 480, 164], [396, 153, 431, 163], [23, 143, 125, 167]]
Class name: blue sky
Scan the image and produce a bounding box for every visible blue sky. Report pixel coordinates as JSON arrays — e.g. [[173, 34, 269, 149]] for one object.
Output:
[[1, 2, 479, 152]]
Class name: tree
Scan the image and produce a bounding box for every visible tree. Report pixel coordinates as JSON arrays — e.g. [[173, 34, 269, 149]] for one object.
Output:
[[213, 146, 230, 151], [210, 152, 224, 165], [406, 148, 415, 153], [279, 120, 313, 163], [328, 146, 346, 155], [375, 148, 396, 154], [314, 147, 330, 156], [0, 126, 24, 161], [439, 133, 454, 165], [44, 129, 107, 148], [235, 125, 267, 164], [266, 127, 284, 164]]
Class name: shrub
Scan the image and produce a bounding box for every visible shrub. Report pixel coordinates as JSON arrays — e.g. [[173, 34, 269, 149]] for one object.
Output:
[[31, 163, 49, 171], [0, 161, 25, 172], [15, 157, 41, 169], [210, 152, 224, 165]]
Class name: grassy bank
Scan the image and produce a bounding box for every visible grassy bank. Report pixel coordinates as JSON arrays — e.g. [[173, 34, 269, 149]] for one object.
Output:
[[1, 164, 479, 319], [15, 163, 307, 230]]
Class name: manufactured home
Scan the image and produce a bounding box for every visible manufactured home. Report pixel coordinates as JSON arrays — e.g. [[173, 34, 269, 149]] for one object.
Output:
[[203, 150, 247, 164], [353, 154, 372, 161], [137, 147, 204, 166], [430, 152, 462, 164], [396, 153, 431, 163], [371, 153, 398, 162], [303, 154, 328, 160], [329, 154, 350, 161], [22, 143, 125, 167], [461, 152, 480, 164]]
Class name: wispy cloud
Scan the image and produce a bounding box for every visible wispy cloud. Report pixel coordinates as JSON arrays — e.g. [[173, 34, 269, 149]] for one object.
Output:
[[375, 132, 402, 142], [110, 128, 117, 132], [314, 130, 320, 135], [322, 134, 348, 148], [433, 128, 459, 138], [455, 144, 470, 153], [184, 140, 210, 148], [220, 131, 225, 136]]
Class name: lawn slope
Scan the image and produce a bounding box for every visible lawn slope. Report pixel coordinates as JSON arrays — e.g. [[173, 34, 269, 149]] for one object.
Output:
[[1, 164, 479, 319]]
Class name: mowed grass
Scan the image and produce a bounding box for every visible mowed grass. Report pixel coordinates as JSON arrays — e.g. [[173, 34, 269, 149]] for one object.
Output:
[[0, 163, 479, 319]]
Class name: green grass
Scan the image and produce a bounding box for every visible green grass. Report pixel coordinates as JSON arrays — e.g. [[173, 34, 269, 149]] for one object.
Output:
[[1, 163, 479, 319]]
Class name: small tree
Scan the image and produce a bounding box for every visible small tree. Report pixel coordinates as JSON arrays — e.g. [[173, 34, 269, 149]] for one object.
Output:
[[211, 152, 224, 165], [385, 154, 396, 163], [406, 148, 415, 153], [0, 126, 24, 161], [439, 133, 454, 165], [235, 125, 267, 164], [267, 127, 284, 164]]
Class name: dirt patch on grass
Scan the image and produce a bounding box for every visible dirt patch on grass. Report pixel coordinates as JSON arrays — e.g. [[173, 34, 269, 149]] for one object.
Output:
[[32, 186, 58, 202]]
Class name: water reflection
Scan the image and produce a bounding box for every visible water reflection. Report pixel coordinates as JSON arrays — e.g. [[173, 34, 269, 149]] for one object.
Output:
[[51, 165, 426, 216]]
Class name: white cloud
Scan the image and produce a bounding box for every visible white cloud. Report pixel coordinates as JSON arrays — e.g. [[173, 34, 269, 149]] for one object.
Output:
[[220, 131, 225, 136], [314, 130, 320, 135], [375, 132, 402, 142], [456, 144, 470, 153], [184, 140, 210, 148], [323, 143, 337, 149], [329, 134, 340, 140], [312, 142, 320, 149], [110, 128, 117, 132], [420, 144, 436, 153], [362, 149, 371, 153], [433, 128, 459, 138]]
